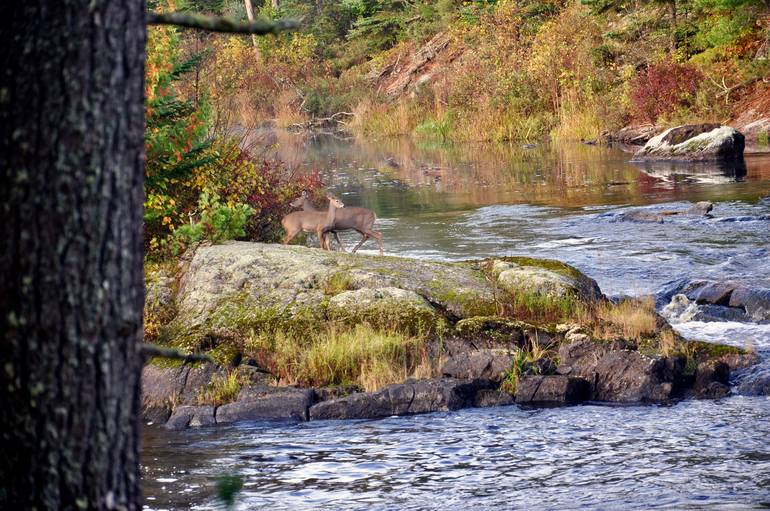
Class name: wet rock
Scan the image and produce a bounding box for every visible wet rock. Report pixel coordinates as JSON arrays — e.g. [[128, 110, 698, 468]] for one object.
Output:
[[473, 389, 516, 407], [216, 386, 316, 423], [442, 350, 514, 382], [693, 360, 730, 399], [719, 352, 762, 372], [515, 375, 590, 405], [165, 405, 216, 431], [141, 362, 223, 422], [612, 202, 714, 224], [633, 124, 745, 162], [558, 340, 681, 403], [693, 282, 735, 306], [736, 374, 770, 396], [308, 378, 495, 421], [728, 287, 770, 322], [314, 385, 362, 402]]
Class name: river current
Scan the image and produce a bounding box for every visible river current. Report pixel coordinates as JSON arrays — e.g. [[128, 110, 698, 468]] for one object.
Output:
[[142, 136, 770, 510]]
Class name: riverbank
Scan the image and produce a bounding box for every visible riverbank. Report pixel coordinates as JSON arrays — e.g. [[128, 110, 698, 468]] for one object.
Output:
[[142, 242, 761, 430]]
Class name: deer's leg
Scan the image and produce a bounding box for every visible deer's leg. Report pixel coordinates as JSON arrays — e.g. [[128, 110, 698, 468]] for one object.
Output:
[[317, 228, 331, 250], [350, 230, 369, 253], [364, 229, 384, 255], [333, 232, 347, 252], [283, 228, 300, 245]]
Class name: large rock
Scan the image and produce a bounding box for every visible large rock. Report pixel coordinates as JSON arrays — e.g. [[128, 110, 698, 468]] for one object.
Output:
[[165, 405, 216, 431], [633, 124, 745, 162], [486, 258, 602, 302], [693, 360, 730, 399], [141, 362, 223, 423], [216, 386, 317, 423], [515, 375, 590, 405], [155, 243, 604, 348], [441, 350, 514, 382], [736, 374, 770, 396], [308, 378, 494, 420], [558, 340, 682, 403]]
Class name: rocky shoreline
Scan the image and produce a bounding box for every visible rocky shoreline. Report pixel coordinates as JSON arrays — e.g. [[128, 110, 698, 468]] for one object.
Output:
[[142, 243, 762, 431]]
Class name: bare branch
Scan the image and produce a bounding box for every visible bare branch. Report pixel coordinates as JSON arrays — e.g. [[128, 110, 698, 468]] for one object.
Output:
[[147, 12, 299, 34], [141, 343, 215, 364]]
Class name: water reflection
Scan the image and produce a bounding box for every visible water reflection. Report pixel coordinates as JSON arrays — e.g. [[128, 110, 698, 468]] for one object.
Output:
[[633, 159, 748, 185]]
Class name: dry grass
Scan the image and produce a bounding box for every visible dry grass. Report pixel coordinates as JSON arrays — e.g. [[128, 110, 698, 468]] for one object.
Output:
[[245, 324, 430, 392], [197, 371, 245, 406], [593, 296, 658, 341]]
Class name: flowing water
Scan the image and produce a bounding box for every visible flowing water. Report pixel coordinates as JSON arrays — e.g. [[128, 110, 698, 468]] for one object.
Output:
[[143, 135, 770, 510]]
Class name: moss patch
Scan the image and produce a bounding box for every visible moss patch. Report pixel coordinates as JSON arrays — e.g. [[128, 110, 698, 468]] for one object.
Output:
[[480, 256, 585, 281]]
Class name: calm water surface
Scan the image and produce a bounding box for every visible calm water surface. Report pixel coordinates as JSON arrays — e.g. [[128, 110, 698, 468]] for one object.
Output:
[[143, 135, 770, 510]]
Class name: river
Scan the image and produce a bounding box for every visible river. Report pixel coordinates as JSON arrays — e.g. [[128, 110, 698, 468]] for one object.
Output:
[[142, 135, 770, 510]]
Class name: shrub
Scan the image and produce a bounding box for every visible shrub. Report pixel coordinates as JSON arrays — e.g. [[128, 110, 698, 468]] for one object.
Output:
[[170, 193, 254, 255], [630, 60, 704, 123]]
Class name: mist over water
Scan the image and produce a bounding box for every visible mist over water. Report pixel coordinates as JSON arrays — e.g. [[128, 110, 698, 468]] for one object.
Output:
[[143, 136, 770, 510]]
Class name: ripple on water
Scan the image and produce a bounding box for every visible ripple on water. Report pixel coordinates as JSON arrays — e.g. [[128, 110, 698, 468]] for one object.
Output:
[[142, 399, 770, 511]]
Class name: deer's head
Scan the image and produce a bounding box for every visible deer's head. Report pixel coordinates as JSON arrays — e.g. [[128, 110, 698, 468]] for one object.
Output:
[[289, 190, 310, 208], [327, 195, 344, 209]]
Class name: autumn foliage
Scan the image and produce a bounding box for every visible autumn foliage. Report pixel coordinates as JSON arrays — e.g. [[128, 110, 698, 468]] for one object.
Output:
[[630, 60, 704, 123]]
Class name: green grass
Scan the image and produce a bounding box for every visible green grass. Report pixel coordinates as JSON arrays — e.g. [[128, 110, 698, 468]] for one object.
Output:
[[197, 371, 245, 406]]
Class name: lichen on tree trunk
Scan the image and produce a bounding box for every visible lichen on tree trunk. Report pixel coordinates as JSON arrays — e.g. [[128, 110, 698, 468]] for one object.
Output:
[[0, 1, 146, 509]]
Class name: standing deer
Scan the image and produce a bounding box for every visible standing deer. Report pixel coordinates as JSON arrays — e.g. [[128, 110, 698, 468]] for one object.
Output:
[[290, 191, 384, 255], [281, 194, 345, 250]]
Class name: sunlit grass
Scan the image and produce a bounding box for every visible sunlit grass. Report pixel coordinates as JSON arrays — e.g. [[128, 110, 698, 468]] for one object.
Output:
[[245, 324, 433, 392]]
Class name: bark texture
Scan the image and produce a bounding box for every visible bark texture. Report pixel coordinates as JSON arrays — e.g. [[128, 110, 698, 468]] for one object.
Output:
[[0, 1, 146, 509]]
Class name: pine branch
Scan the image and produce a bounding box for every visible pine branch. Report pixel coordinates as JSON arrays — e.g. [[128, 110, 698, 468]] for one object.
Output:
[[141, 343, 214, 364], [147, 12, 299, 34]]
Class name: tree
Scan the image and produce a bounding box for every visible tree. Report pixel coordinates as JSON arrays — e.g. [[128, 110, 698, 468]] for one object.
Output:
[[0, 2, 146, 509], [0, 3, 294, 509]]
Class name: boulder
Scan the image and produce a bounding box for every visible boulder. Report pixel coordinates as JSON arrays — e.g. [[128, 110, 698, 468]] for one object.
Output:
[[558, 340, 682, 403], [605, 124, 663, 146], [633, 124, 745, 162], [216, 386, 316, 423], [612, 202, 714, 224], [141, 362, 223, 423], [441, 350, 514, 382], [308, 378, 494, 420], [515, 375, 590, 405], [165, 405, 216, 431], [474, 389, 516, 408], [487, 258, 602, 303], [693, 360, 730, 399], [736, 374, 770, 396], [327, 286, 442, 334], [728, 286, 770, 322]]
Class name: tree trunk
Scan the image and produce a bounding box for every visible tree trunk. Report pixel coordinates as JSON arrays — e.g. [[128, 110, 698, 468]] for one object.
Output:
[[669, 0, 678, 54], [244, 0, 261, 56], [0, 1, 146, 510]]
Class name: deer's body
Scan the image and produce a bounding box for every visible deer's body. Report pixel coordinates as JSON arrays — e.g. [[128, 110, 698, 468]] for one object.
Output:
[[292, 194, 384, 255], [281, 195, 345, 250]]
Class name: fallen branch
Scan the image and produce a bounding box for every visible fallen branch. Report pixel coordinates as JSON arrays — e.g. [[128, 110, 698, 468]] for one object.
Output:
[[147, 12, 299, 34], [141, 343, 214, 364]]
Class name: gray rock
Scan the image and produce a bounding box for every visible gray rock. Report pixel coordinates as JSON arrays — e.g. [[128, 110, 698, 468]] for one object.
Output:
[[515, 375, 590, 405], [308, 378, 495, 420], [474, 389, 516, 408], [693, 360, 730, 399], [442, 350, 514, 382], [558, 340, 682, 403], [719, 352, 762, 372], [728, 286, 770, 322], [736, 374, 770, 396], [141, 362, 223, 422], [605, 124, 663, 146], [165, 405, 216, 431], [489, 259, 602, 302], [216, 386, 317, 423], [633, 124, 745, 162]]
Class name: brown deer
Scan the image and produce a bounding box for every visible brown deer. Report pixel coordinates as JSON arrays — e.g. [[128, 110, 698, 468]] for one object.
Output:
[[281, 195, 345, 250], [290, 191, 384, 255]]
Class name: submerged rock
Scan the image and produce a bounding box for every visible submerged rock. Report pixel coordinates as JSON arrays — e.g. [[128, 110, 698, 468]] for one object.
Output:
[[308, 378, 495, 420], [633, 124, 745, 162], [736, 374, 770, 396], [165, 405, 216, 431]]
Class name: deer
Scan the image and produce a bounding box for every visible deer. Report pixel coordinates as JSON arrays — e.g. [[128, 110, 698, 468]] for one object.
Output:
[[289, 191, 384, 255], [281, 194, 345, 250]]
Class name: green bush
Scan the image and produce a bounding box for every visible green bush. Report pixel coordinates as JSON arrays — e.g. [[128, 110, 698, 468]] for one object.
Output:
[[171, 193, 254, 255]]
